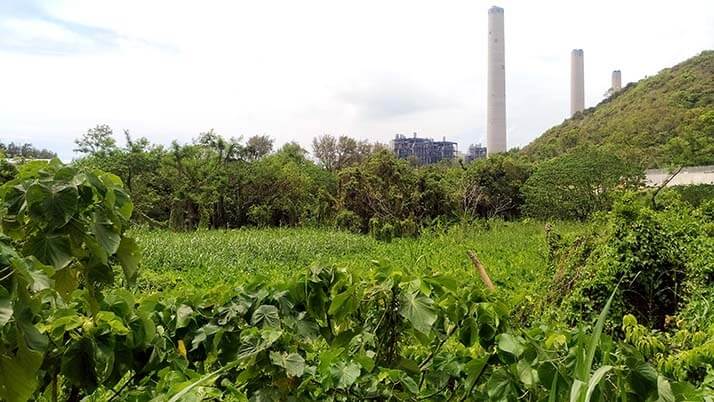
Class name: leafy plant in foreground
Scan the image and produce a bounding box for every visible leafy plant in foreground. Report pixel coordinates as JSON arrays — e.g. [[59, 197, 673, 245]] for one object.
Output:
[[0, 160, 139, 401]]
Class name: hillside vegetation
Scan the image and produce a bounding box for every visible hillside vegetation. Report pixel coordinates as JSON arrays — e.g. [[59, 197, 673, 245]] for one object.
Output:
[[523, 50, 714, 168]]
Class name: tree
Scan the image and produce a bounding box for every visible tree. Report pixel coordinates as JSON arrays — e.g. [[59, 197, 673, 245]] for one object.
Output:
[[313, 135, 378, 171], [74, 124, 117, 155], [522, 147, 643, 220], [313, 134, 338, 171], [245, 135, 274, 160], [460, 155, 532, 219]]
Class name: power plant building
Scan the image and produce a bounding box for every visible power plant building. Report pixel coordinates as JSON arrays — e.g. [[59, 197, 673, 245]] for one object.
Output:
[[570, 49, 585, 115], [392, 134, 457, 165], [465, 144, 488, 163], [486, 6, 507, 156]]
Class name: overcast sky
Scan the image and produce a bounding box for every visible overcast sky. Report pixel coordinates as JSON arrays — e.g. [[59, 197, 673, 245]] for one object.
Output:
[[1, 0, 713, 160]]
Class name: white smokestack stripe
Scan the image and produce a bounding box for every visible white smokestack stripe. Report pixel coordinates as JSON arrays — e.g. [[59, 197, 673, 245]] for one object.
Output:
[[570, 49, 585, 116], [487, 6, 507, 156], [612, 70, 622, 91]]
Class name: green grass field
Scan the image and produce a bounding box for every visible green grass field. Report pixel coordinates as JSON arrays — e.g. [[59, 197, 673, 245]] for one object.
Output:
[[133, 220, 586, 306]]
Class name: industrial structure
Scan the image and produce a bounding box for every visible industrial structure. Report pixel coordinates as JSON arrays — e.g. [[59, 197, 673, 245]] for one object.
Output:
[[611, 70, 622, 92], [570, 49, 585, 115], [465, 144, 488, 163], [392, 134, 457, 165], [487, 6, 507, 156]]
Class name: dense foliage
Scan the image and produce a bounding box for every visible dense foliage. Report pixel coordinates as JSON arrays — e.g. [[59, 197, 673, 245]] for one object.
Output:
[[0, 160, 712, 400], [73, 127, 540, 238], [523, 50, 714, 168], [0, 160, 139, 401], [0, 142, 56, 160], [522, 147, 642, 220]]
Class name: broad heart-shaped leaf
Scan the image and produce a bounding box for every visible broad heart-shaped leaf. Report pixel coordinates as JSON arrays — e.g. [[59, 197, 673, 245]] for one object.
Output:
[[399, 290, 437, 335], [0, 331, 43, 402], [0, 286, 12, 328], [3, 184, 28, 216], [25, 182, 78, 229], [93, 211, 121, 255], [497, 333, 525, 358], [330, 361, 361, 389], [117, 237, 140, 284], [176, 304, 194, 329], [53, 267, 79, 301], [24, 233, 72, 269], [269, 351, 306, 377], [237, 328, 283, 359], [517, 359, 538, 387], [93, 335, 116, 383], [111, 188, 133, 221], [11, 257, 52, 292], [251, 305, 280, 328], [85, 257, 115, 285], [61, 337, 98, 392], [328, 288, 358, 322]]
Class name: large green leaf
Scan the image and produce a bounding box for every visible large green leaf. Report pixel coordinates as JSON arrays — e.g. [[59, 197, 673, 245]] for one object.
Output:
[[11, 257, 52, 292], [93, 211, 121, 255], [328, 288, 357, 321], [25, 233, 72, 269], [111, 188, 133, 220], [330, 361, 360, 389], [93, 335, 116, 382], [497, 333, 524, 358], [61, 337, 98, 392], [269, 351, 305, 377], [0, 334, 43, 402], [25, 182, 78, 229], [117, 237, 140, 284], [400, 290, 437, 335], [95, 311, 130, 335], [237, 328, 282, 359], [53, 267, 79, 301], [176, 304, 194, 329], [251, 305, 280, 328]]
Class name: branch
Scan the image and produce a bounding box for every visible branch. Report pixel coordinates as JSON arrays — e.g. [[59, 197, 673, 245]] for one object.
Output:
[[467, 250, 495, 292], [651, 166, 683, 209]]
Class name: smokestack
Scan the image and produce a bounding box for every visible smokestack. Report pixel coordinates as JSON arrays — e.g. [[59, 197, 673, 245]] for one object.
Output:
[[487, 6, 506, 156], [611, 70, 622, 92], [570, 49, 584, 116]]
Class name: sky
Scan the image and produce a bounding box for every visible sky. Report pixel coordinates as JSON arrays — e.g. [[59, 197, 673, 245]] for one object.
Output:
[[1, 1, 713, 161]]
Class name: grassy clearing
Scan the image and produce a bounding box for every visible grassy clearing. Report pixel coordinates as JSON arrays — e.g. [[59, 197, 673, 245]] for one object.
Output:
[[133, 220, 585, 305]]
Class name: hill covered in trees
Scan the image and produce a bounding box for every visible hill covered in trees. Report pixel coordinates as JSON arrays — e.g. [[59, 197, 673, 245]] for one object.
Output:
[[523, 50, 714, 168]]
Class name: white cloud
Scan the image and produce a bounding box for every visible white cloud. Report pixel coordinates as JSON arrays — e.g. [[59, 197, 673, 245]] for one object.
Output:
[[0, 0, 712, 160]]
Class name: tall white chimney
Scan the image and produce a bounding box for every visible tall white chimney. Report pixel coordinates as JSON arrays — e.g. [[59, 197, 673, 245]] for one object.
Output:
[[611, 70, 622, 92], [487, 6, 506, 156], [570, 49, 585, 116]]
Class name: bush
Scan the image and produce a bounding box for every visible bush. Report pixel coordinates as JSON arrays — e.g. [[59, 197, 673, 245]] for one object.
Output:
[[248, 204, 272, 227], [541, 195, 713, 331], [334, 209, 362, 233], [523, 147, 642, 220], [667, 184, 714, 208]]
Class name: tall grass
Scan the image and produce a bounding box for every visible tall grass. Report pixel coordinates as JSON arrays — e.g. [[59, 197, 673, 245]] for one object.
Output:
[[132, 220, 585, 305]]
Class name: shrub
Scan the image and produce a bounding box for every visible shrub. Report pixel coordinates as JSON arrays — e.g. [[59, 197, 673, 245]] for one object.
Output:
[[248, 204, 272, 227], [334, 209, 362, 233], [542, 195, 713, 331], [523, 147, 642, 220]]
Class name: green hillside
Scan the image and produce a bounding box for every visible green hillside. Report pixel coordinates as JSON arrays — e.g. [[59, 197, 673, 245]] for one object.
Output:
[[523, 50, 714, 168]]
